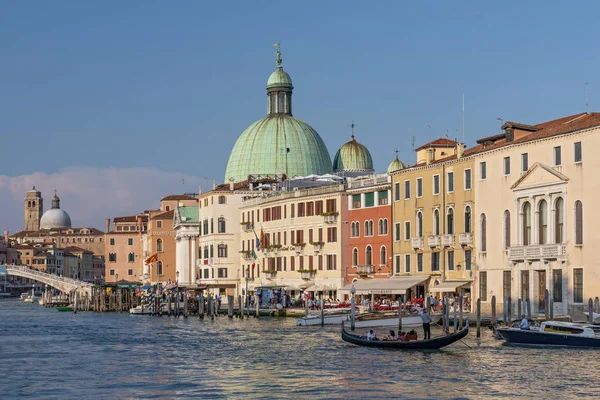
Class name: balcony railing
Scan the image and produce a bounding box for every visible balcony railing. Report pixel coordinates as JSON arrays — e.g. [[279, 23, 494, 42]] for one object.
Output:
[[294, 244, 306, 253], [312, 243, 324, 253], [299, 270, 317, 280], [324, 214, 338, 224], [508, 244, 567, 261], [241, 251, 252, 260], [442, 234, 455, 247], [428, 235, 441, 248], [263, 270, 277, 279], [411, 237, 424, 249], [357, 265, 374, 275], [241, 222, 254, 232], [458, 232, 473, 247]]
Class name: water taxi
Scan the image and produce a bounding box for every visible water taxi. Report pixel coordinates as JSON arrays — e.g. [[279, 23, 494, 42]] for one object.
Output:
[[495, 320, 600, 348]]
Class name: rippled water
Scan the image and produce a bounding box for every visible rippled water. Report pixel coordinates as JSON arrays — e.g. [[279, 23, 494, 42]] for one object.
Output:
[[1, 300, 599, 399]]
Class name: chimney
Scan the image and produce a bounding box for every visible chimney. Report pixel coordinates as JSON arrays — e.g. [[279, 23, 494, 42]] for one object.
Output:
[[249, 182, 254, 191], [456, 143, 464, 159], [137, 215, 143, 232], [3, 230, 8, 242], [229, 178, 235, 191], [212, 180, 217, 190], [426, 148, 435, 165]]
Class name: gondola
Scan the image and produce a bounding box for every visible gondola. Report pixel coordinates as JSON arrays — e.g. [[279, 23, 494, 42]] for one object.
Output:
[[341, 321, 469, 349]]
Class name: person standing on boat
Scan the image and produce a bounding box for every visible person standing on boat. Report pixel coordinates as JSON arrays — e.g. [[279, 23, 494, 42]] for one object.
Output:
[[421, 309, 431, 339], [520, 315, 529, 330]]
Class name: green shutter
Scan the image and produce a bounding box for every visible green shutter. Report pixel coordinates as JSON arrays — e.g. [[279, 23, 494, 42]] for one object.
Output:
[[378, 190, 388, 198], [365, 192, 375, 207]]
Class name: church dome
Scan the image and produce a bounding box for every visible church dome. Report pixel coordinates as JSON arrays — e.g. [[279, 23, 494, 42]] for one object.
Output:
[[387, 155, 406, 173], [40, 193, 71, 230], [224, 49, 332, 182], [333, 135, 374, 173]]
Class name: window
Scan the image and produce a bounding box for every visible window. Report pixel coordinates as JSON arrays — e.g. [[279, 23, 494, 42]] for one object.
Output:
[[218, 196, 226, 204], [464, 169, 472, 190], [521, 153, 528, 172], [157, 238, 163, 252], [218, 217, 226, 233], [326, 254, 337, 270], [480, 214, 487, 252], [157, 261, 163, 276], [366, 246, 372, 265], [406, 254, 412, 273], [522, 202, 531, 245], [203, 269, 209, 279], [110, 238, 115, 246], [553, 146, 562, 166], [465, 250, 472, 270], [128, 238, 133, 246], [504, 210, 511, 249], [351, 222, 359, 238], [394, 183, 400, 201], [433, 209, 440, 235], [480, 272, 488, 301], [448, 251, 454, 271], [417, 253, 423, 272], [203, 246, 209, 259], [109, 253, 117, 262], [395, 255, 401, 274], [447, 208, 454, 235], [503, 271, 511, 300], [553, 270, 562, 302], [575, 200, 583, 245], [128, 253, 134, 262], [416, 212, 423, 237], [327, 227, 337, 243], [480, 161, 487, 180], [521, 271, 529, 301], [165, 206, 170, 212], [504, 156, 511, 175], [404, 180, 410, 200], [416, 178, 423, 197], [574, 268, 583, 303], [380, 246, 387, 266], [431, 252, 440, 271], [555, 198, 564, 243], [574, 141, 582, 163], [464, 206, 472, 233], [128, 269, 133, 276], [433, 175, 440, 195], [218, 268, 228, 278], [378, 219, 388, 235], [395, 223, 400, 241], [156, 220, 163, 228], [538, 200, 548, 244], [447, 172, 454, 193], [365, 193, 375, 208], [352, 194, 361, 209], [404, 221, 411, 240], [352, 248, 358, 266], [217, 244, 228, 258]]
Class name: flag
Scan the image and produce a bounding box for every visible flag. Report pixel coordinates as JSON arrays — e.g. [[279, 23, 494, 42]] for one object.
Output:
[[253, 228, 262, 250], [252, 263, 256, 270], [145, 253, 158, 264], [252, 250, 257, 260], [260, 227, 265, 248]]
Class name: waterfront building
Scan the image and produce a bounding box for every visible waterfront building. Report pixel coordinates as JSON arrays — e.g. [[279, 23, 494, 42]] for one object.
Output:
[[0, 232, 21, 265], [346, 173, 392, 283], [92, 255, 105, 283], [64, 246, 94, 281], [391, 138, 475, 301], [224, 48, 332, 183], [172, 205, 199, 286], [104, 215, 147, 282], [473, 112, 600, 318]]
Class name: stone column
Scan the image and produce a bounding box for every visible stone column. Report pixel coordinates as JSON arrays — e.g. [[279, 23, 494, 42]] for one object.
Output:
[[189, 236, 196, 284]]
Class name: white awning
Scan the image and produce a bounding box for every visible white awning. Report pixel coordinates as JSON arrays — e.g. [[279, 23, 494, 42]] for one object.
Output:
[[430, 280, 472, 293], [339, 275, 430, 295], [305, 284, 337, 292]]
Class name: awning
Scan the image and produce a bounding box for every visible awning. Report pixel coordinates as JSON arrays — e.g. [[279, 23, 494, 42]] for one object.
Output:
[[430, 280, 472, 293], [339, 275, 430, 295], [305, 284, 337, 292]]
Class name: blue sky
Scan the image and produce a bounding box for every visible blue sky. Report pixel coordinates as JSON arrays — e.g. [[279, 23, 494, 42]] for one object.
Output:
[[1, 1, 598, 231]]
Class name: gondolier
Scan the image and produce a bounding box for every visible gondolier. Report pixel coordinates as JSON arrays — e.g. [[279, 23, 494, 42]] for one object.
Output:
[[421, 309, 431, 340]]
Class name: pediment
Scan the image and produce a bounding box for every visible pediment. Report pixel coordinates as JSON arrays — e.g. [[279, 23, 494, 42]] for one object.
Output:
[[511, 162, 569, 191]]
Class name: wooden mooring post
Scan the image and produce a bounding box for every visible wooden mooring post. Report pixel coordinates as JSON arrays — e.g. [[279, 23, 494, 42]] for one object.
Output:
[[476, 298, 481, 338], [503, 298, 507, 325], [589, 298, 594, 324], [228, 295, 234, 319], [238, 295, 243, 319], [255, 294, 260, 318], [526, 298, 531, 320], [544, 289, 549, 319], [183, 292, 188, 318], [320, 293, 325, 327], [517, 298, 522, 320], [595, 297, 600, 314], [459, 296, 464, 329], [508, 296, 512, 323], [491, 295, 496, 326]]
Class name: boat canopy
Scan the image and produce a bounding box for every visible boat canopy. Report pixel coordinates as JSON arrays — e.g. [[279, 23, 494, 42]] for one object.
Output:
[[339, 275, 430, 295], [430, 280, 472, 293]]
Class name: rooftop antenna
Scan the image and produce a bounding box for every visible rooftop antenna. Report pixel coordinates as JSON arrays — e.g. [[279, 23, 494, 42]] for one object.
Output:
[[411, 136, 416, 164], [462, 93, 465, 143], [586, 82, 589, 114]]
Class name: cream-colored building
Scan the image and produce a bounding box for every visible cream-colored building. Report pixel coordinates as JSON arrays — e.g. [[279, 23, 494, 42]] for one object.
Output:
[[474, 113, 600, 318]]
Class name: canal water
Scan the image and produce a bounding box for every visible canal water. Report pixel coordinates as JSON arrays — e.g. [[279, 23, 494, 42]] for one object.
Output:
[[1, 300, 599, 399]]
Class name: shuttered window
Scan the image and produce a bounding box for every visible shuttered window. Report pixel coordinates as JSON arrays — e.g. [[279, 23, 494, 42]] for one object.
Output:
[[504, 210, 511, 249], [480, 272, 487, 301], [503, 271, 511, 300], [575, 201, 583, 245], [480, 214, 487, 252], [573, 268, 583, 303]]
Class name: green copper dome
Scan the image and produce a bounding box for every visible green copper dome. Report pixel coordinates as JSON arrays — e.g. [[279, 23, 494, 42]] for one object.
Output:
[[224, 49, 332, 183], [387, 155, 406, 173], [333, 135, 374, 173]]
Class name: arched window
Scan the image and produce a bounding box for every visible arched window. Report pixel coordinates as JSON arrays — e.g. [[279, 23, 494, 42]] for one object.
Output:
[[522, 202, 532, 245], [417, 212, 423, 237], [575, 200, 583, 245], [555, 198, 564, 243], [480, 214, 487, 252], [218, 244, 228, 258], [383, 219, 388, 235], [380, 246, 387, 266], [356, 222, 360, 237], [378, 219, 383, 235], [464, 206, 472, 233], [352, 248, 358, 266], [210, 244, 214, 257], [203, 246, 209, 258], [366, 246, 372, 265], [538, 200, 548, 244], [351, 222, 355, 237], [504, 210, 511, 249], [447, 208, 454, 235], [364, 221, 369, 236], [370, 220, 374, 236], [218, 196, 226, 204], [210, 218, 214, 234], [156, 238, 163, 252], [128, 253, 134, 262], [27, 201, 31, 207], [157, 261, 163, 276], [218, 217, 226, 233], [433, 209, 440, 235]]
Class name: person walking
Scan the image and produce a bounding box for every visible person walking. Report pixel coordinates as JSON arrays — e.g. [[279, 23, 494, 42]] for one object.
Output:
[[421, 309, 431, 340]]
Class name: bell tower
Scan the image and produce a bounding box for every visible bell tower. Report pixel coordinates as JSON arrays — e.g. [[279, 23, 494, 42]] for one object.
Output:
[[24, 186, 43, 231]]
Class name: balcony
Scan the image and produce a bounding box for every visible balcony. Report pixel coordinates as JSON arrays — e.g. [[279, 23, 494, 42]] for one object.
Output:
[[508, 244, 567, 261], [263, 270, 277, 279], [241, 222, 254, 232], [294, 244, 306, 253], [299, 270, 317, 280], [442, 234, 455, 247], [312, 243, 324, 253], [357, 265, 374, 275], [323, 213, 338, 224], [428, 235, 441, 248], [458, 232, 473, 247], [241, 251, 252, 260], [411, 237, 424, 249]]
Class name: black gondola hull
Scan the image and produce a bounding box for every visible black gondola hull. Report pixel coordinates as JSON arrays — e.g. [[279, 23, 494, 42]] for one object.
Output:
[[495, 328, 600, 348]]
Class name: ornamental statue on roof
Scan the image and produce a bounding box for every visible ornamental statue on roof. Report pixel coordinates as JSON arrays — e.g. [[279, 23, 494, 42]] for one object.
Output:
[[273, 42, 282, 67]]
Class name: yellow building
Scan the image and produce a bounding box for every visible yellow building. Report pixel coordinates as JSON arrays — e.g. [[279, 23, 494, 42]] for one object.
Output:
[[391, 138, 475, 302]]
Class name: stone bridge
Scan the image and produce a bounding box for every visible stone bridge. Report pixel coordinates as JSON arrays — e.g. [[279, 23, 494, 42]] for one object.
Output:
[[3, 265, 93, 296]]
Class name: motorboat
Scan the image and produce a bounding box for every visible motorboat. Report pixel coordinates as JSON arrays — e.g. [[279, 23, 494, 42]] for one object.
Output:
[[341, 321, 469, 350], [495, 320, 600, 348], [23, 289, 36, 303], [296, 312, 351, 326], [129, 305, 153, 315]]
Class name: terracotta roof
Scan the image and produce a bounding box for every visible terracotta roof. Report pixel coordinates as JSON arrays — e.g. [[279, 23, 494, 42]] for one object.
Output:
[[415, 138, 459, 151], [161, 194, 197, 201], [153, 210, 174, 219], [13, 244, 33, 250], [113, 215, 148, 223], [64, 246, 92, 253], [10, 227, 104, 237]]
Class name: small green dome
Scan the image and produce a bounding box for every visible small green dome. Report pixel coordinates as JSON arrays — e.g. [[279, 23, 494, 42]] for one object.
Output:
[[333, 135, 374, 173], [267, 67, 293, 89], [387, 155, 406, 173]]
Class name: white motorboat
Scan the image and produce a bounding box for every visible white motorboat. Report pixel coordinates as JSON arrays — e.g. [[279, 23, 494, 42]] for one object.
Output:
[[23, 289, 36, 303], [130, 305, 151, 315], [496, 320, 600, 347], [296, 307, 366, 326]]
